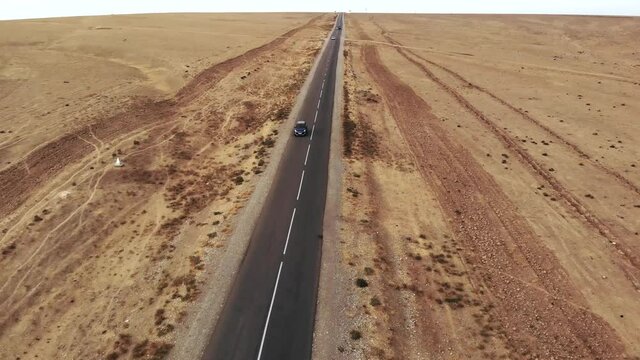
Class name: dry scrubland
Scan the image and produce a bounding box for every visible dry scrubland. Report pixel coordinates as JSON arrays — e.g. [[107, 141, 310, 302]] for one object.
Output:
[[336, 14, 640, 359], [0, 13, 332, 359]]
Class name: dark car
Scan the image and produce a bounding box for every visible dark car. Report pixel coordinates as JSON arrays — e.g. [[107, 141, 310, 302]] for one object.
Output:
[[293, 121, 308, 137]]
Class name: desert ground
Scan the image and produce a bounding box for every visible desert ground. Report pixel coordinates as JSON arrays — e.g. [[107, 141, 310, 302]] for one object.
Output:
[[333, 14, 640, 359], [0, 13, 332, 359]]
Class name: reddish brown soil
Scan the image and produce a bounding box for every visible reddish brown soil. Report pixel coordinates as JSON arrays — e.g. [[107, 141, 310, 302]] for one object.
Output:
[[0, 15, 321, 219], [362, 40, 626, 360], [334, 14, 640, 360], [0, 13, 331, 359]]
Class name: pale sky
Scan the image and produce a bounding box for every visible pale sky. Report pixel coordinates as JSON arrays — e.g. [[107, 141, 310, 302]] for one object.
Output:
[[1, 0, 639, 20]]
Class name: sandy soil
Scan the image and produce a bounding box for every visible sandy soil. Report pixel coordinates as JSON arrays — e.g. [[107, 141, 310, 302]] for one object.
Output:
[[333, 14, 640, 359], [0, 13, 332, 359]]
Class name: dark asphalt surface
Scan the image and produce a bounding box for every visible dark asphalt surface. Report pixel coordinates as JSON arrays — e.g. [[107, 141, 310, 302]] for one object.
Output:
[[203, 14, 343, 360]]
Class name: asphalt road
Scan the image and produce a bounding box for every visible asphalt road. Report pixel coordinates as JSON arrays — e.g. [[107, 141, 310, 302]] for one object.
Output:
[[203, 14, 343, 360]]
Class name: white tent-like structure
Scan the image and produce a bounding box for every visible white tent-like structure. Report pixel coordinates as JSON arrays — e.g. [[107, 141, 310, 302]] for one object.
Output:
[[114, 157, 124, 167]]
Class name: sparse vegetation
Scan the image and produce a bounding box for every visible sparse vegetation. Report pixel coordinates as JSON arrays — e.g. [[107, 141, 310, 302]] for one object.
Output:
[[343, 117, 357, 157], [232, 175, 244, 185], [336, 13, 639, 360], [0, 12, 330, 360], [355, 278, 369, 288]]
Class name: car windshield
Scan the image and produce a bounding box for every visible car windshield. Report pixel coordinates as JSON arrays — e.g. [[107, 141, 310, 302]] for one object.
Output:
[[295, 123, 306, 128]]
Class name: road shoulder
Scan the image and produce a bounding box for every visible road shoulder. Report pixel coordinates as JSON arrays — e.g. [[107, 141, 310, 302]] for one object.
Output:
[[312, 18, 346, 360]]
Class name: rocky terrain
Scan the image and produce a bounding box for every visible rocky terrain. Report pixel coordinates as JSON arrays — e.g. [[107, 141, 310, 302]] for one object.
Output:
[[0, 13, 332, 359], [332, 14, 640, 360]]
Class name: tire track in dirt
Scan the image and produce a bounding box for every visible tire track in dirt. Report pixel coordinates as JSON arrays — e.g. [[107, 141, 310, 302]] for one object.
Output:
[[0, 166, 109, 307], [0, 115, 179, 250], [359, 38, 628, 358], [345, 37, 640, 86], [0, 15, 322, 219], [362, 164, 414, 360], [344, 37, 468, 357], [428, 59, 640, 196], [0, 197, 149, 337], [369, 26, 640, 290], [376, 27, 640, 198], [174, 15, 323, 105], [342, 45, 412, 357]]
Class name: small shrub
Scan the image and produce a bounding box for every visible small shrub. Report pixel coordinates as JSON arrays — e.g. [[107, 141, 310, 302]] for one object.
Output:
[[152, 342, 174, 358], [156, 280, 169, 295], [346, 187, 360, 197], [355, 278, 368, 288], [154, 309, 166, 326], [275, 106, 290, 120], [132, 340, 149, 358], [1, 242, 16, 255], [157, 324, 175, 336], [232, 176, 244, 185], [350, 330, 362, 340], [261, 137, 275, 148], [370, 296, 381, 306], [343, 118, 357, 156]]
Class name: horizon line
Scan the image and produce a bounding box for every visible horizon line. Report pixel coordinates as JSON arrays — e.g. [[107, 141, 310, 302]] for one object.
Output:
[[2, 10, 640, 22]]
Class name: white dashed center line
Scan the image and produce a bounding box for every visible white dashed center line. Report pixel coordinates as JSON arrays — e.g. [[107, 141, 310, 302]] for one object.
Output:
[[282, 208, 296, 255], [304, 144, 311, 166], [296, 170, 305, 201], [256, 17, 340, 360], [257, 260, 284, 360]]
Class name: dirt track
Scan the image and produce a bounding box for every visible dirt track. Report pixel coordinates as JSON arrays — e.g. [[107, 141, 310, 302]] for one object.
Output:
[[362, 40, 625, 359], [0, 13, 331, 359], [0, 15, 317, 218], [334, 14, 640, 359]]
